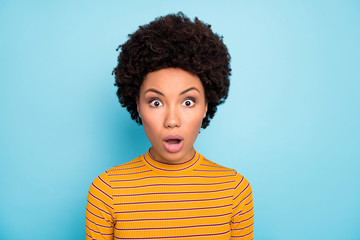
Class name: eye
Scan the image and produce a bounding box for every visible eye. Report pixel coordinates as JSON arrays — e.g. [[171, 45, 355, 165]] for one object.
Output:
[[182, 99, 195, 107], [149, 99, 163, 107]]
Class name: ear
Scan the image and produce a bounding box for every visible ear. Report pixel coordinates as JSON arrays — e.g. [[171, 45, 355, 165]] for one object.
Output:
[[203, 102, 208, 119], [136, 98, 141, 118]]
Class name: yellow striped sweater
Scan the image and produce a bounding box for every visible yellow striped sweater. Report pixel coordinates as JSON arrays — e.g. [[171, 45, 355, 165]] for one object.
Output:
[[86, 150, 254, 239]]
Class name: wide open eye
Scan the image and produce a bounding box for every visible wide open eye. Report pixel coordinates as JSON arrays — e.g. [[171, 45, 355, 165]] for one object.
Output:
[[149, 99, 163, 107], [182, 99, 195, 107]]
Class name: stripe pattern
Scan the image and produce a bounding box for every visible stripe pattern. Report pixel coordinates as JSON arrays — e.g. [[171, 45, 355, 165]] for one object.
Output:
[[86, 150, 254, 239]]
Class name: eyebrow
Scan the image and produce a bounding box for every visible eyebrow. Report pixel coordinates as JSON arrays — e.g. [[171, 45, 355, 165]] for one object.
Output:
[[144, 87, 200, 96], [180, 87, 200, 95], [144, 88, 164, 96]]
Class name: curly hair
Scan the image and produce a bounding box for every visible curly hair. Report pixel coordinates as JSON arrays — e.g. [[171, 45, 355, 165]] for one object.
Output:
[[113, 12, 231, 128]]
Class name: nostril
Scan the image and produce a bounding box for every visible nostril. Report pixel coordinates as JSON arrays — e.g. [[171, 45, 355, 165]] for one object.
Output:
[[165, 119, 181, 128]]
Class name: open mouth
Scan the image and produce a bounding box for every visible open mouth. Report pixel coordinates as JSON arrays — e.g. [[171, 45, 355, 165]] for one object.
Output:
[[165, 139, 181, 145], [163, 135, 184, 153]]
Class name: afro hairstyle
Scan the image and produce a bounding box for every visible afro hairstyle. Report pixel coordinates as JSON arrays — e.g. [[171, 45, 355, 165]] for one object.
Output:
[[113, 12, 231, 129]]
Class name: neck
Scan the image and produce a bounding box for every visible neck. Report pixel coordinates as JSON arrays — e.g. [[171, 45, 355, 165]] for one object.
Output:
[[149, 147, 196, 165]]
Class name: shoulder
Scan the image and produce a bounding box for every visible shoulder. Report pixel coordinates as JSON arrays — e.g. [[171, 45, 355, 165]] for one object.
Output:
[[201, 157, 252, 188], [233, 171, 252, 192], [90, 155, 146, 187], [201, 157, 248, 176], [106, 156, 144, 173], [201, 157, 236, 172]]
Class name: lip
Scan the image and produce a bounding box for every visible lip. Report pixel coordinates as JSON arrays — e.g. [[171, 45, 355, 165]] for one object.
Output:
[[163, 135, 184, 153]]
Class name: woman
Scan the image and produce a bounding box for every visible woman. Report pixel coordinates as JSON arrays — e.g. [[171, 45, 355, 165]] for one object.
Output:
[[86, 12, 254, 239]]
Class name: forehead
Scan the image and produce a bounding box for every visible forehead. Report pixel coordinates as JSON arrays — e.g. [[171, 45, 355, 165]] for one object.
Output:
[[140, 68, 204, 94]]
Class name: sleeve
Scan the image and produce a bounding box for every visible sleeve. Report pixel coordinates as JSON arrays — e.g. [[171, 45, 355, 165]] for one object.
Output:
[[230, 172, 254, 239], [85, 171, 115, 239]]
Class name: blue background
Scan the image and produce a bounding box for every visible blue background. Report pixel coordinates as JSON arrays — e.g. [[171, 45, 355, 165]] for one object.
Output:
[[1, 0, 359, 239]]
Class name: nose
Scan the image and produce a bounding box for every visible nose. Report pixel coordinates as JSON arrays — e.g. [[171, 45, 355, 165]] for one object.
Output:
[[164, 105, 181, 128]]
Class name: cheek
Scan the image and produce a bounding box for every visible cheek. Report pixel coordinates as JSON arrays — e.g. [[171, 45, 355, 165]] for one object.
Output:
[[141, 110, 162, 138], [189, 106, 206, 124], [184, 111, 204, 134], [142, 115, 156, 131]]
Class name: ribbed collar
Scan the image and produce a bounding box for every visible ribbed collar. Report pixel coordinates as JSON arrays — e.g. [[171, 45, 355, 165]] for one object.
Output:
[[142, 148, 202, 174]]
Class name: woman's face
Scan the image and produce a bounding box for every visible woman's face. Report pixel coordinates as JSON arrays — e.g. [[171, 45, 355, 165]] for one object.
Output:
[[137, 68, 207, 164]]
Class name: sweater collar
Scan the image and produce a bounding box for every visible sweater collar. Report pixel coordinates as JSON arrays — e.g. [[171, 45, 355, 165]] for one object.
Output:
[[142, 148, 202, 173]]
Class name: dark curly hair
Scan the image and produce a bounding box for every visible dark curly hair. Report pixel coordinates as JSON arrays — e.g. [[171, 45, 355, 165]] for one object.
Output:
[[113, 12, 231, 128]]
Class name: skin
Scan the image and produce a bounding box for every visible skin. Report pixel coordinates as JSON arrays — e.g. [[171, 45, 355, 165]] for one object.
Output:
[[137, 68, 208, 164]]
